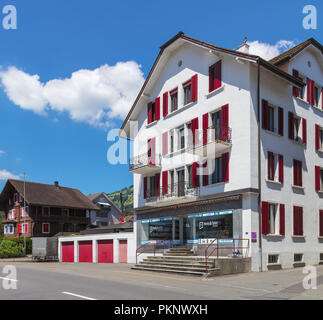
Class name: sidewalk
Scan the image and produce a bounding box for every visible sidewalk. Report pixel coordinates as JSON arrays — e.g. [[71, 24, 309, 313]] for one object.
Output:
[[0, 255, 34, 263]]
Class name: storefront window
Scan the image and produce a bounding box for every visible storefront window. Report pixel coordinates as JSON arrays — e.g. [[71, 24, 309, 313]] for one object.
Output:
[[185, 211, 233, 243]]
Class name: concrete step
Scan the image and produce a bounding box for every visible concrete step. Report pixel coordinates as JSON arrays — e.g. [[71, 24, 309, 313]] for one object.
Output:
[[164, 252, 195, 256], [131, 265, 220, 276], [146, 256, 209, 262], [144, 258, 212, 266], [142, 260, 215, 268]]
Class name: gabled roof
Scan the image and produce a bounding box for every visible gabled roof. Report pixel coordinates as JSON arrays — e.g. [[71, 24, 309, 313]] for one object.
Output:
[[0, 179, 99, 211], [269, 38, 323, 66], [120, 32, 305, 134], [87, 192, 121, 213]]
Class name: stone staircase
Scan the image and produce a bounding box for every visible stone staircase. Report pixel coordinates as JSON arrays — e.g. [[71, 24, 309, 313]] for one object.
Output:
[[132, 247, 220, 276]]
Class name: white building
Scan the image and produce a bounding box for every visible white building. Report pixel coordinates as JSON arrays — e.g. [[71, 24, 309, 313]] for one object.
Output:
[[120, 33, 323, 272]]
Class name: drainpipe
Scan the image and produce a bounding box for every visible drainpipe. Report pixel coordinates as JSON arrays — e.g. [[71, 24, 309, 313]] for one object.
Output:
[[257, 59, 263, 272]]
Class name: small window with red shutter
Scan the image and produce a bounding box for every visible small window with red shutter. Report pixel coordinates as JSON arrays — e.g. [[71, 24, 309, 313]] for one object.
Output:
[[293, 159, 303, 187], [209, 60, 222, 93]]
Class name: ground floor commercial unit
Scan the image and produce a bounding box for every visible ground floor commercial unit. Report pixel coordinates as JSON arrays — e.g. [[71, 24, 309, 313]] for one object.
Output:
[[134, 191, 323, 272], [58, 232, 136, 264]]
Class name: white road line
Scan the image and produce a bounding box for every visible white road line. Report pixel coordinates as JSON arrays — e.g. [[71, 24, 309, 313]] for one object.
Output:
[[0, 277, 18, 282], [62, 291, 97, 300]]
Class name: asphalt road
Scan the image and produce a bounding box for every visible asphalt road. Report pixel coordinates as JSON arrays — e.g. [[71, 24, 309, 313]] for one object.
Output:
[[0, 261, 322, 300]]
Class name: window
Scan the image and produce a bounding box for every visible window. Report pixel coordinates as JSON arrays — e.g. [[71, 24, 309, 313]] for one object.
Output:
[[170, 130, 174, 154], [268, 204, 279, 235], [315, 166, 323, 192], [267, 105, 275, 132], [314, 86, 319, 107], [151, 102, 156, 122], [293, 116, 301, 142], [320, 253, 323, 261], [211, 157, 222, 184], [169, 170, 174, 194], [149, 176, 157, 197], [320, 128, 323, 150], [209, 61, 222, 93], [170, 89, 178, 112], [268, 254, 279, 264], [183, 81, 191, 105], [187, 165, 192, 188], [294, 254, 303, 262], [42, 223, 50, 234], [9, 224, 14, 234], [212, 110, 222, 139], [21, 223, 28, 234], [267, 152, 284, 183], [178, 127, 185, 150], [299, 75, 305, 100], [21, 206, 29, 218], [43, 207, 50, 217], [293, 160, 302, 187], [293, 206, 303, 236]]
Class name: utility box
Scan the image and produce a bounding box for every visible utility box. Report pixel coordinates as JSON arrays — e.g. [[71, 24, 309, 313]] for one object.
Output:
[[32, 237, 58, 262]]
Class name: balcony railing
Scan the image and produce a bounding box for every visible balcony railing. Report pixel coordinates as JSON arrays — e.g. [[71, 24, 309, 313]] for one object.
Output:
[[129, 152, 161, 173], [187, 126, 232, 156], [146, 181, 200, 205]]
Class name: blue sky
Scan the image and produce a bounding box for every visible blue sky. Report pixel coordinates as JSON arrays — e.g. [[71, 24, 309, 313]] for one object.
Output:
[[0, 0, 321, 195]]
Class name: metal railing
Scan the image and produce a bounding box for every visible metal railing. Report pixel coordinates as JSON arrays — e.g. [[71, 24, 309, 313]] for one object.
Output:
[[187, 125, 232, 150], [136, 236, 171, 264], [146, 181, 200, 203], [204, 238, 250, 273], [129, 152, 161, 171]]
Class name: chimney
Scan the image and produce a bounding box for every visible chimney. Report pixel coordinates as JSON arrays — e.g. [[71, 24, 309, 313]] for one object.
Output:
[[54, 181, 59, 189], [237, 36, 250, 54]]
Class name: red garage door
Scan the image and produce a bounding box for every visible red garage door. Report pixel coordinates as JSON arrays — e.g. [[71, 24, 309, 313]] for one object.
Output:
[[98, 240, 113, 263], [119, 240, 128, 263], [62, 242, 74, 262], [78, 241, 93, 263]]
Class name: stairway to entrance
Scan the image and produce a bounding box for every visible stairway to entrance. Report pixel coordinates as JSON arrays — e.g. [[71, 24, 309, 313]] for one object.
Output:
[[132, 246, 220, 276]]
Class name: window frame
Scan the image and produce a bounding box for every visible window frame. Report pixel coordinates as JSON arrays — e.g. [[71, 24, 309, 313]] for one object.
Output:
[[42, 223, 50, 234]]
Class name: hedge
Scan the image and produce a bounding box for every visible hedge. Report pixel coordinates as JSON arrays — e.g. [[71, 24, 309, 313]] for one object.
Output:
[[0, 238, 32, 258]]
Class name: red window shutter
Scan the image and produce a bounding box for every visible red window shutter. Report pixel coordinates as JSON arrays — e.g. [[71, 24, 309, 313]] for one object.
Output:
[[192, 162, 199, 188], [292, 70, 299, 97], [322, 88, 323, 109], [221, 104, 229, 141], [279, 204, 285, 236], [202, 113, 209, 145], [155, 97, 160, 121], [24, 223, 28, 233], [307, 78, 311, 104], [191, 74, 198, 102], [162, 132, 168, 156], [162, 171, 168, 195], [302, 118, 307, 145], [293, 160, 297, 185], [148, 138, 156, 166], [155, 173, 160, 196], [191, 117, 199, 146], [278, 155, 284, 183], [320, 210, 323, 237], [288, 112, 294, 140], [18, 224, 21, 234], [315, 166, 321, 191], [299, 207, 303, 236], [143, 177, 147, 199], [222, 152, 229, 182], [163, 92, 168, 117], [261, 202, 269, 235], [315, 124, 320, 150], [202, 161, 209, 186], [278, 107, 284, 136], [268, 152, 274, 180], [293, 206, 298, 235], [262, 100, 268, 130], [147, 102, 152, 124]]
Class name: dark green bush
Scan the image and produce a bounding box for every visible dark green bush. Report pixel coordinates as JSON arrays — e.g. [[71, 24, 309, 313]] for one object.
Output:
[[0, 238, 32, 258], [0, 240, 25, 258]]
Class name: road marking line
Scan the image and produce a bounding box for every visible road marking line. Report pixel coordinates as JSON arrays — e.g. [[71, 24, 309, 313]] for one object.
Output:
[[62, 291, 96, 300], [0, 277, 18, 282]]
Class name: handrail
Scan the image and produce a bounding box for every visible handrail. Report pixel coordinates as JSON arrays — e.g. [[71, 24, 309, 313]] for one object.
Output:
[[136, 235, 170, 264], [204, 238, 250, 273]]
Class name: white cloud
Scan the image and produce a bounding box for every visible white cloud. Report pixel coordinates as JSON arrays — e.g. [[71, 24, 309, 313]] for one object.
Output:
[[247, 40, 296, 60], [0, 62, 145, 128], [0, 150, 5, 156], [0, 170, 21, 180]]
